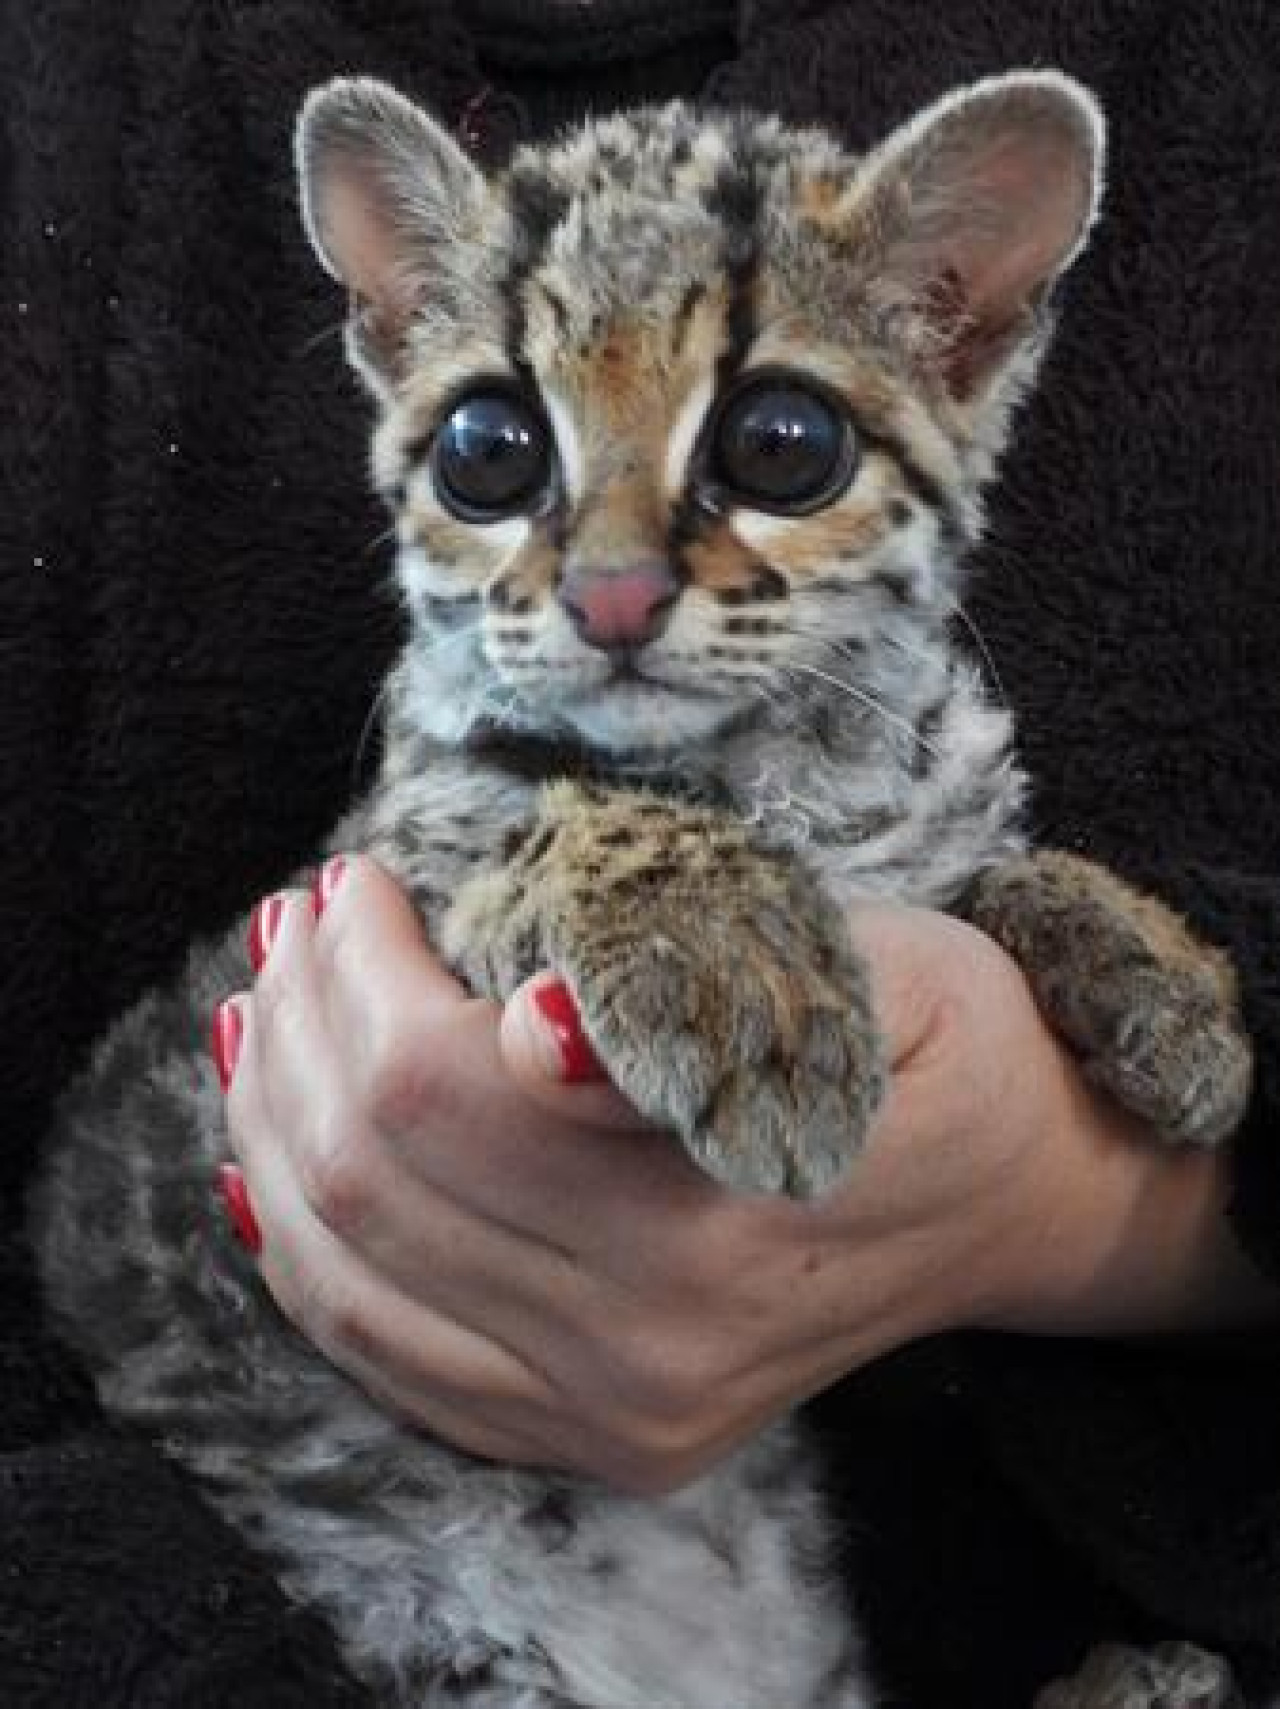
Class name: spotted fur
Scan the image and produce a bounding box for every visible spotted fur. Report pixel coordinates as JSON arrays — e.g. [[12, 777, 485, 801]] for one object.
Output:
[[31, 74, 1251, 1709], [1035, 1641, 1242, 1709]]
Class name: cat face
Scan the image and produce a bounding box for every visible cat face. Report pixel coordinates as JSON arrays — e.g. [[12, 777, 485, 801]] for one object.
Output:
[[297, 79, 1102, 754]]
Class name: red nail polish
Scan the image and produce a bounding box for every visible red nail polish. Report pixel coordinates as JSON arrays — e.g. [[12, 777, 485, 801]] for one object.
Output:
[[313, 855, 348, 917], [531, 979, 605, 1083], [217, 1163, 262, 1256], [248, 896, 286, 973], [211, 1000, 243, 1092]]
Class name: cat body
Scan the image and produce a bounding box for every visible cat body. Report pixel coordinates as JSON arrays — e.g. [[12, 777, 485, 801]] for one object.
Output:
[[32, 80, 1250, 1708]]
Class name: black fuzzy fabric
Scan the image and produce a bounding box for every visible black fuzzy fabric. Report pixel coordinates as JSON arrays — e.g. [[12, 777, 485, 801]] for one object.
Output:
[[3, 1, 1280, 1703]]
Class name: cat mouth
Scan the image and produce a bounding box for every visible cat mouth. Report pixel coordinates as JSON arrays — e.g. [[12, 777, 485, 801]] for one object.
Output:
[[603, 654, 657, 685], [593, 655, 723, 702]]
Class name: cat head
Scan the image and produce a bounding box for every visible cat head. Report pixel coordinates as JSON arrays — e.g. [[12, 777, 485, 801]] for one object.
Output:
[[296, 75, 1103, 757]]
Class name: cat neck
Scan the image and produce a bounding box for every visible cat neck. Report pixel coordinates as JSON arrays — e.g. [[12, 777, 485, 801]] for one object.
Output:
[[456, 711, 762, 808]]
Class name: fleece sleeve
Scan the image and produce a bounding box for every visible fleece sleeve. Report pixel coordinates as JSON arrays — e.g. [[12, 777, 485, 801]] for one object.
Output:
[[1145, 861, 1280, 1283], [957, 858, 1280, 1664]]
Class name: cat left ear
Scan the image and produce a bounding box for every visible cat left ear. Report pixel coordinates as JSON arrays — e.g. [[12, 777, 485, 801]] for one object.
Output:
[[295, 78, 489, 388], [851, 71, 1105, 402]]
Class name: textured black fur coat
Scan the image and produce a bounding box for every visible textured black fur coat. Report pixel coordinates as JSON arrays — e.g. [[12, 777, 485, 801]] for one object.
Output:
[[3, 3, 1280, 1704]]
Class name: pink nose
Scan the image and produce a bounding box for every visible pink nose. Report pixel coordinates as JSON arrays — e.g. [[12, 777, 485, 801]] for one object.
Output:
[[558, 564, 679, 651]]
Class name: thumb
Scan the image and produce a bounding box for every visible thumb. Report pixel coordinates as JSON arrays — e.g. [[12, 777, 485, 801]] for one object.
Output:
[[500, 973, 657, 1132], [847, 902, 1012, 1071]]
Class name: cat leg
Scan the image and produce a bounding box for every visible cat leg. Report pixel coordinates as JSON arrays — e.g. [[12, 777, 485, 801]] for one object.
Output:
[[1034, 1641, 1242, 1709], [965, 851, 1251, 1147], [439, 780, 885, 1198]]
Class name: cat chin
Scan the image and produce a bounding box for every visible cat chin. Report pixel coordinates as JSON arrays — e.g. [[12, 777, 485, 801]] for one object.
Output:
[[554, 680, 743, 753]]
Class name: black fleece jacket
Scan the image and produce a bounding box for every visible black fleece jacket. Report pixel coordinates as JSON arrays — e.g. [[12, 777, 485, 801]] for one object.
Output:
[[3, 3, 1280, 1704]]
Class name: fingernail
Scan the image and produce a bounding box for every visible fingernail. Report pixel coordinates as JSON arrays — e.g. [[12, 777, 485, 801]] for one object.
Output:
[[211, 999, 244, 1092], [217, 1163, 262, 1256], [313, 855, 348, 917], [530, 979, 605, 1083], [248, 896, 285, 973]]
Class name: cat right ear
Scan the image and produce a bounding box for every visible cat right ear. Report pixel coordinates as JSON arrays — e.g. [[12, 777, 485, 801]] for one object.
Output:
[[295, 77, 489, 391]]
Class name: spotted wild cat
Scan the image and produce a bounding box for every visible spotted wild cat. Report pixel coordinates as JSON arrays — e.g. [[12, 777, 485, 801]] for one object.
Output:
[[31, 72, 1251, 1708]]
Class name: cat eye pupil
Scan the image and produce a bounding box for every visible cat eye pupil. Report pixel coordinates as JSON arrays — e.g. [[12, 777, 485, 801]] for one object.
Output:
[[712, 381, 851, 512], [433, 392, 549, 520]]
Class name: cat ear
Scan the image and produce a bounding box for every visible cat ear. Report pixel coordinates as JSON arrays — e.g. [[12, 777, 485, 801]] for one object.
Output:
[[295, 77, 489, 387], [852, 71, 1104, 401]]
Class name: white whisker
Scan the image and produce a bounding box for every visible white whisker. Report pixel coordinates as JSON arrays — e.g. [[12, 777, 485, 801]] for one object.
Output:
[[950, 601, 1009, 706], [747, 673, 801, 728], [363, 523, 399, 557], [297, 319, 347, 359], [350, 677, 392, 790], [780, 660, 943, 760]]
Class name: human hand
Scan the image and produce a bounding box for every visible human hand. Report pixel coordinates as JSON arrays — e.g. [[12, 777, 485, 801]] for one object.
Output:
[[217, 857, 1265, 1494]]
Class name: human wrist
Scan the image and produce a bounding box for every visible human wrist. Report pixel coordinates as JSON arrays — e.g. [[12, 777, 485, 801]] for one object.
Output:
[[982, 1077, 1278, 1339]]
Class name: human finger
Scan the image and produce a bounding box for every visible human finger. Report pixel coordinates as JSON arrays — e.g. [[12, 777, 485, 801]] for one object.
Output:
[[499, 972, 667, 1133]]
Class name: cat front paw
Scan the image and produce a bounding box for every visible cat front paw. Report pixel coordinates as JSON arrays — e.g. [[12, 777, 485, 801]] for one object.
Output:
[[567, 912, 884, 1197], [968, 852, 1253, 1148], [442, 784, 885, 1197], [537, 788, 885, 1196], [1034, 1641, 1241, 1709]]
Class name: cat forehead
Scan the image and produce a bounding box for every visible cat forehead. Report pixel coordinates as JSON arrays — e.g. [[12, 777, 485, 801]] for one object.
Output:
[[515, 103, 836, 219], [499, 104, 849, 334]]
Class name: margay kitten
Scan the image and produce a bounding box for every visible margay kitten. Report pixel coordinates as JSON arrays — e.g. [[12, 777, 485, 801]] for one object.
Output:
[[31, 73, 1252, 1709]]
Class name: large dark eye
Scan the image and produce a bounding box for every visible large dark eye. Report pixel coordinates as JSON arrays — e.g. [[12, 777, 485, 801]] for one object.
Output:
[[431, 390, 551, 522], [710, 377, 854, 513]]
